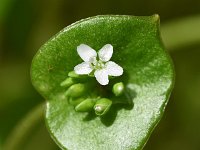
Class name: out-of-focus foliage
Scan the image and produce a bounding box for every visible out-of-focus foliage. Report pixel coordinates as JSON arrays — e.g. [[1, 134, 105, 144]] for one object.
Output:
[[0, 0, 200, 150]]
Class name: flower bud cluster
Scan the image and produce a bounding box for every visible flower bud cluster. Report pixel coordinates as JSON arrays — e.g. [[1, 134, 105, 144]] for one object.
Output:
[[61, 71, 125, 116]]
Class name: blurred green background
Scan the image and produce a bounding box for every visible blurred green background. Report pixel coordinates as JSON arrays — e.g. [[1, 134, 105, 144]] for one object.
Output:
[[0, 0, 200, 150]]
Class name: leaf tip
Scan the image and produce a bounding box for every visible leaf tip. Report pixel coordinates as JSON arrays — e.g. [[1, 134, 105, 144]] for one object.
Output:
[[153, 14, 160, 20]]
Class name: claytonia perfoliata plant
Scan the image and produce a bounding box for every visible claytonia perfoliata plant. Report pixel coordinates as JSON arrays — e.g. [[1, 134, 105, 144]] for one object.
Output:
[[74, 44, 123, 85]]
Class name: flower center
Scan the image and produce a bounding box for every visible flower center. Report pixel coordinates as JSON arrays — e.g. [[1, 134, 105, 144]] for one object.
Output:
[[90, 57, 105, 70], [95, 61, 105, 69]]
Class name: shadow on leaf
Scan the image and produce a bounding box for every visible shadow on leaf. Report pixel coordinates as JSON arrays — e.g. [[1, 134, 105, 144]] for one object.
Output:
[[82, 89, 136, 127]]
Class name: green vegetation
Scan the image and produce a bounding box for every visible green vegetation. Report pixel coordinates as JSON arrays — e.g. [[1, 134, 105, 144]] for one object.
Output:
[[1, 0, 200, 150]]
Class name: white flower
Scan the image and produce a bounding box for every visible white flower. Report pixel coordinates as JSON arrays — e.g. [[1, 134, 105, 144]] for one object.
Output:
[[74, 44, 123, 85]]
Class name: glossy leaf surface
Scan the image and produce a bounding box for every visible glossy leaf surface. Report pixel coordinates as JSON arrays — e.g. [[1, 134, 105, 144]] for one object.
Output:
[[31, 15, 174, 150]]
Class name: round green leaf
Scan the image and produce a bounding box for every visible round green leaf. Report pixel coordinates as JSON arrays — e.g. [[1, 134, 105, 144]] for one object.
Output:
[[31, 15, 174, 150]]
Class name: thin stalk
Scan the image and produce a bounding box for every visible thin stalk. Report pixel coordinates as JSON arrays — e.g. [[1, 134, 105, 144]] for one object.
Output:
[[3, 103, 44, 150], [161, 15, 200, 51]]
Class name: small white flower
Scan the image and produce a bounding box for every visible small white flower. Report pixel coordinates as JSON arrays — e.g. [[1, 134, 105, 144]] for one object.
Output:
[[74, 44, 123, 85]]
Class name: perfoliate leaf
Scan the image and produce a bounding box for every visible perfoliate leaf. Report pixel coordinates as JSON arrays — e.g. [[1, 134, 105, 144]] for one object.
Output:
[[31, 15, 174, 150]]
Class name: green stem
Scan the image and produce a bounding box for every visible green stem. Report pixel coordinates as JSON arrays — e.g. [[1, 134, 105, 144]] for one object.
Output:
[[161, 15, 200, 51], [3, 103, 44, 150]]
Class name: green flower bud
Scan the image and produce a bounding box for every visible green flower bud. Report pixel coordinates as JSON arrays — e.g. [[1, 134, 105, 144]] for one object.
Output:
[[69, 97, 85, 106], [75, 98, 95, 112], [94, 98, 112, 116], [60, 77, 75, 87], [65, 83, 87, 98], [112, 82, 125, 96], [68, 71, 88, 82], [68, 71, 80, 78]]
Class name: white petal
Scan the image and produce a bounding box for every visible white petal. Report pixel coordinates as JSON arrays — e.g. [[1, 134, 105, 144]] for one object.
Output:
[[74, 62, 93, 75], [98, 44, 113, 62], [94, 69, 109, 85], [105, 61, 123, 76], [77, 44, 97, 62]]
